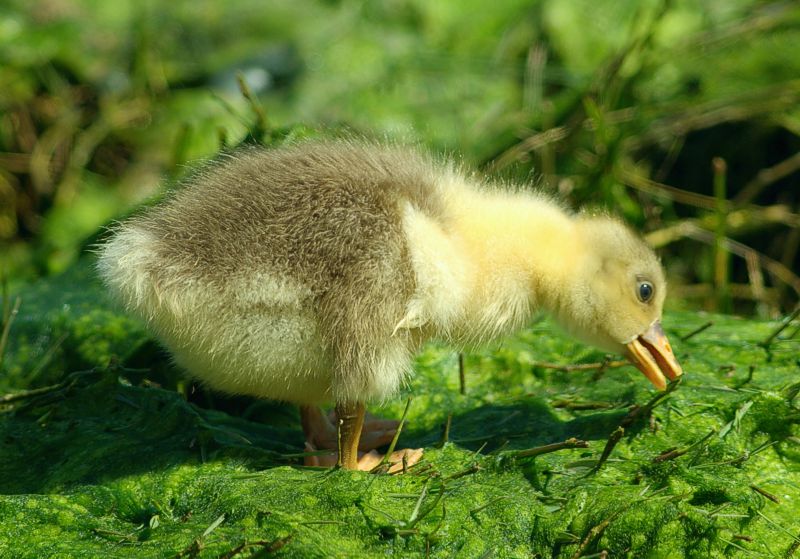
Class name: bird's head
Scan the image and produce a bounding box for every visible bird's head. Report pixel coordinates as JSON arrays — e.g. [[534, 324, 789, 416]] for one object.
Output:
[[551, 215, 682, 390]]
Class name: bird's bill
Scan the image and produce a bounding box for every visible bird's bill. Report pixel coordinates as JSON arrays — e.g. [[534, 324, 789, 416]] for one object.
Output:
[[625, 321, 683, 390]]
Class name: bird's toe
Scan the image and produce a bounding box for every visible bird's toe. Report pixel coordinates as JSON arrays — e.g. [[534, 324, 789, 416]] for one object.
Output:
[[358, 427, 397, 451]]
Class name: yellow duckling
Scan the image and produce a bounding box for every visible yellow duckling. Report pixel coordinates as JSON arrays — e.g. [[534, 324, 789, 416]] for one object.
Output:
[[97, 141, 682, 471]]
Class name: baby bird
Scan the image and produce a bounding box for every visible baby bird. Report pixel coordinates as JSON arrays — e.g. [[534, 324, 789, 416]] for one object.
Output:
[[97, 141, 682, 471]]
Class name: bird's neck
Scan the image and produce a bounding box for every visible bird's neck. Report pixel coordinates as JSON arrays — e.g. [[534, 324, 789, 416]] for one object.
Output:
[[398, 181, 585, 345], [449, 188, 585, 304], [444, 187, 586, 344]]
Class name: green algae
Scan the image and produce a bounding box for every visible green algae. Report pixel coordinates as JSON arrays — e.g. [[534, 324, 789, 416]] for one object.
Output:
[[1, 262, 799, 557], [0, 260, 149, 393]]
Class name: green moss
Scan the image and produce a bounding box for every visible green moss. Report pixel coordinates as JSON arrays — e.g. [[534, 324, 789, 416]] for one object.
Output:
[[0, 260, 149, 392], [1, 265, 799, 557]]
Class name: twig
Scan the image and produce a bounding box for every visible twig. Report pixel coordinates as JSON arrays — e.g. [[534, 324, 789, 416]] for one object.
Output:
[[692, 440, 776, 469], [591, 356, 614, 382], [202, 514, 226, 538], [755, 510, 800, 545], [621, 378, 682, 429], [0, 370, 89, 405], [630, 80, 800, 150], [672, 283, 780, 304], [750, 484, 780, 504], [489, 126, 570, 171], [552, 399, 614, 411], [619, 168, 727, 211], [1, 271, 8, 324], [646, 205, 800, 248], [788, 320, 800, 342], [569, 517, 613, 559], [712, 157, 731, 313], [652, 447, 684, 463], [584, 380, 681, 474], [512, 438, 589, 459], [371, 482, 447, 538], [686, 2, 793, 52], [29, 332, 68, 378], [787, 532, 800, 558], [680, 321, 713, 342], [0, 296, 21, 371], [652, 430, 715, 463], [762, 307, 800, 348], [438, 413, 452, 448], [458, 353, 466, 395], [336, 415, 343, 469], [532, 360, 628, 372], [660, 225, 800, 296], [589, 427, 624, 474], [217, 536, 292, 559], [745, 250, 769, 315], [736, 150, 800, 205], [443, 464, 481, 482], [372, 397, 412, 473], [92, 527, 139, 544], [236, 73, 268, 137]]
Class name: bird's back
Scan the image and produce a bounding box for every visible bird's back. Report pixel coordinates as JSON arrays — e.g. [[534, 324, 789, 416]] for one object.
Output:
[[127, 141, 447, 294], [96, 142, 455, 402]]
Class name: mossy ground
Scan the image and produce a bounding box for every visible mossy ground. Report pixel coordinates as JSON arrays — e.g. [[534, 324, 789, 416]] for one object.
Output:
[[1, 261, 799, 558]]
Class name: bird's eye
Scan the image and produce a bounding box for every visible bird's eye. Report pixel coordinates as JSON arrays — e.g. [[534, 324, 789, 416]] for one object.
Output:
[[637, 281, 654, 303]]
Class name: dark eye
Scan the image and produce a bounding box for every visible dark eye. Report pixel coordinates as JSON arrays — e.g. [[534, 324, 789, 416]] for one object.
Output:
[[638, 281, 654, 303]]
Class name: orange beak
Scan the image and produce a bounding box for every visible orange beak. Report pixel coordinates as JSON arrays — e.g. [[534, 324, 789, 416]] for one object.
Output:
[[625, 321, 683, 390]]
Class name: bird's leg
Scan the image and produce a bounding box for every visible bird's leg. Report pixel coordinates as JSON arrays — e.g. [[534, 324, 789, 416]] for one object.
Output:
[[334, 401, 365, 469], [300, 405, 398, 451], [300, 405, 332, 449], [300, 405, 423, 472]]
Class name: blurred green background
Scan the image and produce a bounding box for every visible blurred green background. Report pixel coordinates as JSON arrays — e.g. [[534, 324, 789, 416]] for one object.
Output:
[[1, 0, 799, 315], [2, 3, 800, 557]]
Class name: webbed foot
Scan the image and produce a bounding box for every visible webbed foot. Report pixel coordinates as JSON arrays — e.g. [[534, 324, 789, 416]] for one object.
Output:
[[300, 405, 423, 472]]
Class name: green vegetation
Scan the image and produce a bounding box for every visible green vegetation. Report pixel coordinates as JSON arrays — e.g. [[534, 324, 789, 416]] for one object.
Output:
[[2, 0, 800, 557], [2, 0, 799, 313], [2, 268, 800, 556]]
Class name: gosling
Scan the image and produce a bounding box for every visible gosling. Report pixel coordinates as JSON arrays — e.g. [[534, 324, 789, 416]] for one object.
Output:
[[97, 140, 682, 471]]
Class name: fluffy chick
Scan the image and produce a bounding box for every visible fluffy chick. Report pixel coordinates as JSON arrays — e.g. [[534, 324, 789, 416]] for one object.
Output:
[[97, 141, 681, 470]]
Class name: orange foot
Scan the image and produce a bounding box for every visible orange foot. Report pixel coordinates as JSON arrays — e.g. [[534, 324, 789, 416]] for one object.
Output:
[[300, 406, 423, 473]]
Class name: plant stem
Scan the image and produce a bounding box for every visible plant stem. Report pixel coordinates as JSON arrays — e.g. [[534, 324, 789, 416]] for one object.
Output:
[[513, 438, 589, 459], [713, 157, 731, 313]]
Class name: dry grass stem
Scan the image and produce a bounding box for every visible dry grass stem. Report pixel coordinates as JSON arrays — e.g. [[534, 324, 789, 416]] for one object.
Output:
[[646, 205, 800, 249], [713, 157, 731, 312], [513, 437, 589, 459], [236, 72, 268, 135], [532, 360, 628, 372], [749, 484, 780, 504], [632, 80, 800, 148], [372, 396, 412, 473], [589, 427, 624, 474], [621, 378, 682, 429], [569, 516, 613, 559], [620, 169, 723, 211], [552, 399, 614, 411], [458, 353, 466, 395], [762, 307, 800, 347], [680, 321, 713, 342], [657, 225, 800, 297], [0, 296, 21, 371], [438, 413, 452, 448], [745, 250, 770, 315], [736, 150, 800, 205]]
